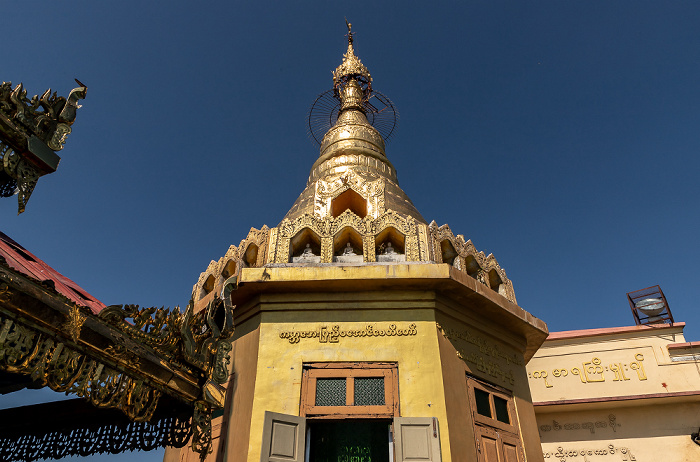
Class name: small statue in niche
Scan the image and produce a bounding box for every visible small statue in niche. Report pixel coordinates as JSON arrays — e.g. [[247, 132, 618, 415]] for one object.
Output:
[[377, 240, 405, 262], [342, 242, 356, 256], [301, 243, 315, 257], [383, 242, 397, 255], [334, 241, 362, 262], [292, 242, 321, 263]]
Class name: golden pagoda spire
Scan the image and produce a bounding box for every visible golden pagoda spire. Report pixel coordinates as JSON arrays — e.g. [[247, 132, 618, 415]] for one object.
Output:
[[319, 22, 384, 161], [281, 24, 426, 225], [332, 20, 372, 93]]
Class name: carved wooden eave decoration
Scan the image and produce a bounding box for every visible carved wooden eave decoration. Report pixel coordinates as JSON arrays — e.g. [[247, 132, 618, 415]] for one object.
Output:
[[0, 396, 192, 462], [0, 80, 87, 214], [0, 255, 234, 461]]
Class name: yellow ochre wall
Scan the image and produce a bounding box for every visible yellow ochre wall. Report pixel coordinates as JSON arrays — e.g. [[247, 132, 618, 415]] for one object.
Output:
[[435, 307, 544, 462], [527, 324, 700, 462], [246, 305, 451, 461], [168, 264, 548, 462]]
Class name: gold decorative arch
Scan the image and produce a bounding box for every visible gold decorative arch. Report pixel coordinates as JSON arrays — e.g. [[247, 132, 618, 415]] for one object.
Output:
[[314, 170, 386, 219]]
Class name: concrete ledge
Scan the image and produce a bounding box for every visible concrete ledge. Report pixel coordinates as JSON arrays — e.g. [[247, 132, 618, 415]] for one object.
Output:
[[534, 390, 700, 409], [232, 263, 548, 361], [545, 322, 685, 342], [668, 340, 700, 351]]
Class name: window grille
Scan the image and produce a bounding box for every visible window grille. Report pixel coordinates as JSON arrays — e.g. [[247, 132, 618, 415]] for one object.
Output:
[[353, 377, 385, 406], [315, 378, 347, 406], [301, 363, 398, 418]]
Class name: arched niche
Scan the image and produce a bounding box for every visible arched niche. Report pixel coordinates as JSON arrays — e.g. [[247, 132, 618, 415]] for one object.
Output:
[[289, 227, 322, 262], [464, 255, 481, 279], [244, 243, 259, 268], [440, 239, 458, 266], [331, 189, 367, 218], [333, 226, 364, 261], [375, 226, 406, 262], [488, 269, 506, 296], [221, 260, 237, 279], [201, 274, 215, 299]]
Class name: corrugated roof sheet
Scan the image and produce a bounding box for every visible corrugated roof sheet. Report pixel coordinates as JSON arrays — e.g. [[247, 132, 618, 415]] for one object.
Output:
[[0, 231, 105, 314]]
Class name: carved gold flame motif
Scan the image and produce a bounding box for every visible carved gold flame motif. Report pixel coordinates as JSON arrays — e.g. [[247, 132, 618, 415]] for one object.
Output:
[[332, 21, 372, 90], [64, 305, 87, 342]]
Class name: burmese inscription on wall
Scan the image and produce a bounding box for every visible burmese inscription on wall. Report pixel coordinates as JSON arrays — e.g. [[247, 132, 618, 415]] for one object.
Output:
[[529, 353, 647, 388], [437, 323, 521, 386], [279, 323, 417, 344], [539, 414, 620, 434], [543, 444, 635, 461]]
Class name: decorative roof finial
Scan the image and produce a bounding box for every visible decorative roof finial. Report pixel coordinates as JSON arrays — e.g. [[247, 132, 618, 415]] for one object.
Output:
[[332, 20, 372, 92], [345, 18, 354, 45], [0, 80, 87, 214]]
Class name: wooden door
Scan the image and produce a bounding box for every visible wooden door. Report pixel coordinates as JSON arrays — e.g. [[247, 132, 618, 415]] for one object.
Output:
[[474, 425, 522, 462], [500, 433, 523, 462]]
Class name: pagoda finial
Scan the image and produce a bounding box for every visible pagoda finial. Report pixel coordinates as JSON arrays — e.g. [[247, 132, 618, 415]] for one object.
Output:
[[345, 18, 354, 45], [332, 21, 372, 92]]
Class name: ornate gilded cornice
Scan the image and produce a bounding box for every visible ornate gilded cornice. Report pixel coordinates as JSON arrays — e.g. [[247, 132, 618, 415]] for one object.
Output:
[[194, 211, 515, 304], [427, 221, 516, 303], [0, 256, 234, 460]]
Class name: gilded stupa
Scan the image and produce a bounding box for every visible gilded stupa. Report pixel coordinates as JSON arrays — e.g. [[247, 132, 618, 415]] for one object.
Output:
[[168, 25, 547, 462], [195, 24, 517, 301], [284, 23, 425, 226]]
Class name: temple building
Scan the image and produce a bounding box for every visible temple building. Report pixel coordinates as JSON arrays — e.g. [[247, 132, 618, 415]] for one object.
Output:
[[4, 24, 697, 462], [165, 26, 548, 462], [526, 289, 700, 461]]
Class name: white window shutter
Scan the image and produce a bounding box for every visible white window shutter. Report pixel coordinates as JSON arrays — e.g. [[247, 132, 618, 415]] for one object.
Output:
[[393, 417, 442, 462], [260, 411, 306, 462]]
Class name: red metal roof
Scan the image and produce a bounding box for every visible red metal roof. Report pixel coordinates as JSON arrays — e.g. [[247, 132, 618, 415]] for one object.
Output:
[[0, 231, 105, 314]]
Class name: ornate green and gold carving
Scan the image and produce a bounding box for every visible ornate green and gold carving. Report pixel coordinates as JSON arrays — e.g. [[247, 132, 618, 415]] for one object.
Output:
[[0, 80, 87, 213], [0, 257, 235, 461], [0, 311, 161, 421], [0, 81, 86, 150]]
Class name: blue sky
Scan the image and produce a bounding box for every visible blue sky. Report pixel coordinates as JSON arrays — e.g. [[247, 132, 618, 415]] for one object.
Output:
[[2, 2, 700, 460]]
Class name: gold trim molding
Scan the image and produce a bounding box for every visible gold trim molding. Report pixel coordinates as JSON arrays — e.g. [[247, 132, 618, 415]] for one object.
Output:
[[0, 313, 160, 421]]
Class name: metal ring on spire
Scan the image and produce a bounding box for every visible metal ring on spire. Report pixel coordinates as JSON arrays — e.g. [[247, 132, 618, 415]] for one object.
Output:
[[307, 89, 399, 146], [307, 23, 399, 146]]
